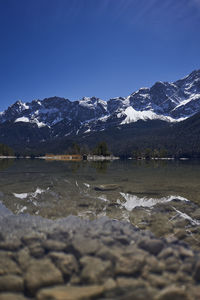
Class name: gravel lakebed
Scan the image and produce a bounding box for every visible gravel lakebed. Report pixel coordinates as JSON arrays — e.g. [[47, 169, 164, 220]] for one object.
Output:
[[0, 208, 200, 300]]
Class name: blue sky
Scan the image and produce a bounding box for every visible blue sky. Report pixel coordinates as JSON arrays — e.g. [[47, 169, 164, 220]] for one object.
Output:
[[0, 0, 200, 110]]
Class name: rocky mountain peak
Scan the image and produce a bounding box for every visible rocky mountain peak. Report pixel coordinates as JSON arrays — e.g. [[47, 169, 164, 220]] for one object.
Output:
[[0, 69, 200, 138]]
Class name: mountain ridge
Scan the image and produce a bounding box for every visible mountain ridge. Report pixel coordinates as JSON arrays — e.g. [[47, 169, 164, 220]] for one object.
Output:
[[0, 69, 200, 155], [1, 69, 200, 134]]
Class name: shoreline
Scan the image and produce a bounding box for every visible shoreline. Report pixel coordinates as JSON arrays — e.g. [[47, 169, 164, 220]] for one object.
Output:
[[0, 156, 193, 161], [0, 214, 200, 299]]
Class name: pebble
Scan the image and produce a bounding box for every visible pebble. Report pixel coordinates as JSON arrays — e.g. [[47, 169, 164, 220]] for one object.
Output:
[[0, 294, 27, 300], [0, 253, 21, 276], [193, 260, 200, 281], [0, 275, 24, 292], [36, 285, 104, 300], [24, 259, 63, 295], [0, 216, 199, 299], [94, 184, 119, 191], [155, 286, 189, 300], [80, 256, 112, 283], [138, 238, 164, 255], [72, 235, 100, 256], [42, 240, 66, 252], [49, 252, 79, 278], [115, 254, 145, 276]]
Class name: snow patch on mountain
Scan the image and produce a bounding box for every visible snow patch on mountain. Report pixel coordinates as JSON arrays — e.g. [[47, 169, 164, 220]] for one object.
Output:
[[16, 100, 29, 111], [120, 107, 174, 124], [98, 115, 110, 122], [33, 119, 47, 128], [79, 97, 107, 110], [15, 117, 30, 123], [84, 128, 91, 133], [15, 116, 46, 128], [173, 94, 200, 110], [79, 99, 94, 108]]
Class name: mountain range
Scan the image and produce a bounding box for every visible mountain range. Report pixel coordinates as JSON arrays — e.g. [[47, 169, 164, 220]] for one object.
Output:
[[0, 69, 200, 156]]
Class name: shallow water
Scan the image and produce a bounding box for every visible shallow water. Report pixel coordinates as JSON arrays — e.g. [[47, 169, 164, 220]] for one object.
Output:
[[0, 158, 200, 219], [1, 159, 200, 299]]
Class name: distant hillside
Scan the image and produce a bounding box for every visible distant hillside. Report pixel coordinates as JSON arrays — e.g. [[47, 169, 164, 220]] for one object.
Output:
[[6, 113, 199, 158]]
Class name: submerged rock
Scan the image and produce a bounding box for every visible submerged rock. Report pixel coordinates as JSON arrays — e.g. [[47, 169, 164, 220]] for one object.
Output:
[[155, 286, 189, 300], [24, 259, 63, 295], [0, 275, 24, 292], [42, 240, 66, 252], [138, 238, 164, 255], [0, 253, 21, 276], [193, 260, 200, 282], [115, 254, 145, 276], [49, 252, 79, 278], [0, 215, 200, 299], [36, 285, 104, 300], [0, 294, 27, 300], [80, 256, 112, 283], [72, 236, 100, 256], [94, 184, 119, 191], [29, 243, 45, 258]]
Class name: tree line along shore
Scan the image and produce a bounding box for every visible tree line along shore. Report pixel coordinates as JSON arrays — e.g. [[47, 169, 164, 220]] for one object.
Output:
[[0, 141, 196, 160]]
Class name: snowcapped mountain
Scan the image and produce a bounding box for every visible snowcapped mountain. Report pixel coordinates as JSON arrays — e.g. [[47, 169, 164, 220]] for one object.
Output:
[[0, 69, 200, 140]]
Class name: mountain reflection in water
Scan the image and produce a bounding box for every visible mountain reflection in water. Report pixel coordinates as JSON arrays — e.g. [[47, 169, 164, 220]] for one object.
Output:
[[0, 158, 200, 218], [0, 158, 200, 248]]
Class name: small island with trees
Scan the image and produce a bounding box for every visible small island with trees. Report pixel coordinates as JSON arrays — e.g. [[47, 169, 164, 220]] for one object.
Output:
[[44, 142, 120, 161], [0, 141, 191, 161]]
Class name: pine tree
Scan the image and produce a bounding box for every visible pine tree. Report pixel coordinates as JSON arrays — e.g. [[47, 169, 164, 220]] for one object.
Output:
[[93, 141, 110, 156]]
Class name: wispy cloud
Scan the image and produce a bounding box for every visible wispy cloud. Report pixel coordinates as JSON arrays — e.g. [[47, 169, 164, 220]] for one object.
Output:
[[28, 0, 200, 33], [96, 0, 200, 34], [192, 0, 200, 6]]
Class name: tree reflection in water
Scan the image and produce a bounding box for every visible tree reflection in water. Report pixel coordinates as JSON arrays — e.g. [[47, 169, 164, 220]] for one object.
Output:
[[91, 161, 110, 174], [0, 159, 14, 171]]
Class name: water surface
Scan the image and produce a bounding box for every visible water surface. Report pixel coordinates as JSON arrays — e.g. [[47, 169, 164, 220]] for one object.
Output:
[[1, 158, 200, 298], [0, 158, 199, 216]]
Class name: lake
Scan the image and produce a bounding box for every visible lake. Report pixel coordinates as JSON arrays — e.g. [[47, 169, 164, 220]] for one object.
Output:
[[1, 158, 200, 299], [1, 158, 200, 248], [1, 158, 200, 212]]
